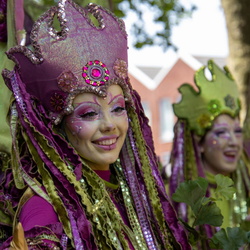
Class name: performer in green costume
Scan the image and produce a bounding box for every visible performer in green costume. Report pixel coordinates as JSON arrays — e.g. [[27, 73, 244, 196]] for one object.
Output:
[[168, 60, 250, 248], [0, 1, 191, 248]]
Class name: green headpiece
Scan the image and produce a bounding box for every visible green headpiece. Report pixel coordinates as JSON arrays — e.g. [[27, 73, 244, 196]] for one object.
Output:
[[173, 60, 241, 136]]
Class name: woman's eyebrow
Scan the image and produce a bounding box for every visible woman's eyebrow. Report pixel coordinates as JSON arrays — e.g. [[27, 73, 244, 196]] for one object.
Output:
[[213, 123, 230, 128], [74, 96, 100, 108], [108, 94, 124, 105]]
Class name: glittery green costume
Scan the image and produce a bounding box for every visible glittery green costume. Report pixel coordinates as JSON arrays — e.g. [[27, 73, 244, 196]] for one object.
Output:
[[169, 60, 250, 248]]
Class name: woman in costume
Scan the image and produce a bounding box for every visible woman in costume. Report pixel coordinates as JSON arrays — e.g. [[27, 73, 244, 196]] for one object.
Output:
[[0, 0, 190, 249], [168, 60, 250, 241]]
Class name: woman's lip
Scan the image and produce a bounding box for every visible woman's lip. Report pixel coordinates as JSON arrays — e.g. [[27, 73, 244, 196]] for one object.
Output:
[[223, 152, 237, 162], [93, 135, 118, 143], [93, 136, 118, 151], [223, 150, 237, 156], [94, 141, 117, 151]]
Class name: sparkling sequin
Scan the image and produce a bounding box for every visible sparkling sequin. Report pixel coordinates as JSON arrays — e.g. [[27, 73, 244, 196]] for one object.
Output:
[[114, 162, 149, 249], [57, 71, 79, 93], [208, 99, 221, 115], [50, 92, 68, 112], [197, 113, 212, 129], [113, 59, 128, 79], [224, 94, 236, 109]]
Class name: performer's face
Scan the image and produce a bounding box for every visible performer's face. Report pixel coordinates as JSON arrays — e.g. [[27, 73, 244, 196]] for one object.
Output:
[[64, 85, 128, 170], [200, 114, 243, 175]]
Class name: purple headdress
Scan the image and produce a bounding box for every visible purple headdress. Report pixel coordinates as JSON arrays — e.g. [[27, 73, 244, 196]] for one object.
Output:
[[4, 0, 130, 125], [1, 0, 190, 248]]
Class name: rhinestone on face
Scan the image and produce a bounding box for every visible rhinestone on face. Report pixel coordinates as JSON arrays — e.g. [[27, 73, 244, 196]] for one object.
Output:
[[82, 60, 110, 86]]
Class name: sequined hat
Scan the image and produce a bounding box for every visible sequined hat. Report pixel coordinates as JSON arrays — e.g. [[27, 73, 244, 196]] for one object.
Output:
[[3, 0, 129, 124], [173, 60, 241, 136]]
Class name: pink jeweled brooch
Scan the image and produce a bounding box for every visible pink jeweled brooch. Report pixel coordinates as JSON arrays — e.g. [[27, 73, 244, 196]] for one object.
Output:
[[82, 60, 110, 86]]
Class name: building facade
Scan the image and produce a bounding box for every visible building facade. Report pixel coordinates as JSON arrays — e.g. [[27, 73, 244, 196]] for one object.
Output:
[[129, 52, 226, 166]]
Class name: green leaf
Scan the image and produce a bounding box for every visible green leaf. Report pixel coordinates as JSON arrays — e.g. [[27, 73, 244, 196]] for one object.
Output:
[[247, 231, 250, 243], [214, 174, 236, 200], [172, 177, 208, 207], [178, 218, 200, 244], [172, 177, 223, 227], [210, 227, 248, 250], [193, 199, 223, 227], [240, 220, 250, 232]]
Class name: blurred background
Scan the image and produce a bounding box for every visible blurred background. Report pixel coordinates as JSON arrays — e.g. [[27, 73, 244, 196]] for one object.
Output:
[[2, 0, 250, 167], [126, 0, 228, 165]]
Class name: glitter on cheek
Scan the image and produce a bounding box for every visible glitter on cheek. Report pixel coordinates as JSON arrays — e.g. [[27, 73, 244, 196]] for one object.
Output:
[[65, 119, 89, 147], [68, 120, 84, 136], [65, 116, 78, 135], [206, 134, 220, 149]]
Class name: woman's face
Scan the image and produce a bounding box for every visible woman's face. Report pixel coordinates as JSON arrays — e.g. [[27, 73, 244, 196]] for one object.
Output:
[[64, 85, 129, 170], [200, 114, 243, 175]]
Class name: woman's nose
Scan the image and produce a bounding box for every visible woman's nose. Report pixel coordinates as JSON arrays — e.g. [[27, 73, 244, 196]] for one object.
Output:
[[228, 131, 241, 145], [100, 114, 116, 132]]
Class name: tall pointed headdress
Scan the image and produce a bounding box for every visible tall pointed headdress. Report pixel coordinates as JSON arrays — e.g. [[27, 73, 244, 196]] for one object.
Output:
[[173, 60, 241, 136], [3, 0, 130, 124]]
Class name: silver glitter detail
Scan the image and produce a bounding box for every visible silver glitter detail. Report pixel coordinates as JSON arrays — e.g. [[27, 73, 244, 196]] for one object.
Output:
[[60, 234, 68, 250], [126, 129, 158, 249], [11, 72, 30, 119]]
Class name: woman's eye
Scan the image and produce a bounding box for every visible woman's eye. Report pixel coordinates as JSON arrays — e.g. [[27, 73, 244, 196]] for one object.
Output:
[[214, 130, 226, 137], [113, 106, 125, 113], [235, 128, 243, 135], [79, 111, 98, 119]]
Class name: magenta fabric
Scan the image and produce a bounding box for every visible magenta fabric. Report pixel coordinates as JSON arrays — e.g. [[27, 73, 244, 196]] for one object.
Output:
[[19, 195, 59, 231], [17, 170, 135, 249], [94, 169, 111, 182]]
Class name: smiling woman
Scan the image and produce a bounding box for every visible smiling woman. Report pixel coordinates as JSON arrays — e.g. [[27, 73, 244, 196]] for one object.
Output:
[[200, 114, 243, 175], [0, 0, 191, 249], [166, 60, 250, 248], [64, 85, 129, 170]]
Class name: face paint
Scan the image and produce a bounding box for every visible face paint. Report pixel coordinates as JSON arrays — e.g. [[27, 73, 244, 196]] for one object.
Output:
[[200, 114, 243, 175], [64, 85, 128, 170]]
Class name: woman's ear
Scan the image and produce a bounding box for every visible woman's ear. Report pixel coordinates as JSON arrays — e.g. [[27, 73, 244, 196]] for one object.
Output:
[[193, 134, 204, 153], [199, 144, 204, 153]]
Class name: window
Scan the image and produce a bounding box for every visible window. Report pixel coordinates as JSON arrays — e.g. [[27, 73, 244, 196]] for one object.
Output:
[[159, 98, 174, 142], [142, 101, 152, 126]]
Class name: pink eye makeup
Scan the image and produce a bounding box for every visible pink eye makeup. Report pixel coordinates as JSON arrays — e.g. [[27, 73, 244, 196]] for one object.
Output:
[[74, 102, 100, 121], [234, 127, 243, 137], [211, 123, 243, 139], [213, 129, 230, 139], [110, 96, 126, 116], [69, 92, 127, 123]]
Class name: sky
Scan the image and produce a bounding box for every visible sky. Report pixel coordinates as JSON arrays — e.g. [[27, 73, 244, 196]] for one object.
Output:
[[126, 0, 228, 67]]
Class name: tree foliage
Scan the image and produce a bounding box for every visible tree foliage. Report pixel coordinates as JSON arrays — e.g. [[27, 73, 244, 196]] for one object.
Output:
[[23, 0, 196, 50], [221, 0, 250, 147]]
